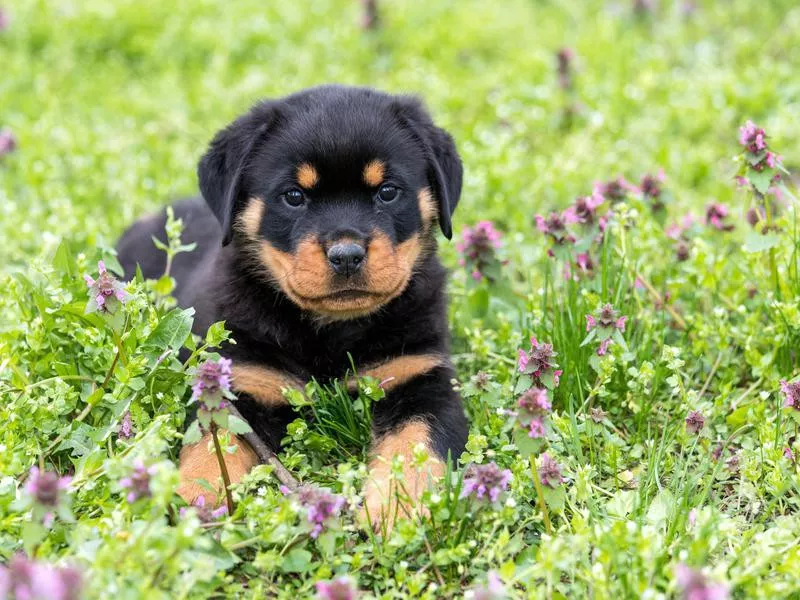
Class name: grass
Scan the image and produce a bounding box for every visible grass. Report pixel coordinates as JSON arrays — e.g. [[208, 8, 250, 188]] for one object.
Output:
[[2, 0, 800, 598]]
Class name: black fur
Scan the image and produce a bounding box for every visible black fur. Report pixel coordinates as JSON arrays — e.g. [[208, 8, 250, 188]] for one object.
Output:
[[117, 85, 468, 466]]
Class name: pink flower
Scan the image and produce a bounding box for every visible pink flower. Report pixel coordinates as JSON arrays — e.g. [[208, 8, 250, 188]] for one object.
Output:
[[535, 211, 575, 245], [556, 48, 575, 90], [472, 571, 506, 600], [517, 337, 562, 387], [315, 576, 359, 600], [597, 338, 612, 356], [593, 176, 632, 202], [296, 486, 346, 538], [587, 304, 627, 332], [780, 380, 800, 410], [0, 555, 83, 600], [119, 459, 157, 503], [0, 127, 16, 157], [517, 388, 551, 438], [675, 564, 729, 600], [685, 410, 705, 434], [538, 453, 563, 487], [784, 447, 795, 461], [457, 221, 503, 282], [84, 260, 127, 314], [705, 203, 734, 231], [179, 495, 227, 523], [25, 467, 71, 509], [738, 120, 767, 153], [461, 462, 512, 503], [639, 170, 667, 209], [118, 410, 134, 440], [564, 192, 604, 226]]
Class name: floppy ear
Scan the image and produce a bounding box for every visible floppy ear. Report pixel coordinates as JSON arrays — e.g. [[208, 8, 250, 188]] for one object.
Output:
[[198, 102, 279, 245], [393, 97, 463, 239]]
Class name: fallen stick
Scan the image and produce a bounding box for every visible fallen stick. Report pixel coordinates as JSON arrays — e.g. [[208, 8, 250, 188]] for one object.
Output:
[[228, 403, 299, 492]]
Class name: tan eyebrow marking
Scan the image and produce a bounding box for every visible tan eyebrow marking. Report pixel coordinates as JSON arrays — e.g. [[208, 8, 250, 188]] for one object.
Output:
[[363, 160, 386, 187], [417, 187, 436, 228], [297, 163, 319, 189], [350, 353, 445, 393], [235, 197, 266, 238], [231, 364, 304, 407]]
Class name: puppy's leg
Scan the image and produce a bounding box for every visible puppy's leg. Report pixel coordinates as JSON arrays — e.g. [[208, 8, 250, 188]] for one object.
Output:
[[360, 356, 468, 531], [177, 431, 259, 505]]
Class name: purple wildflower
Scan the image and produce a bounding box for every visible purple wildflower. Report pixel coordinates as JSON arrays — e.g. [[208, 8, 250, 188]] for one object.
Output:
[[0, 555, 83, 600], [0, 8, 9, 32], [640, 170, 667, 210], [780, 379, 800, 410], [192, 357, 233, 402], [461, 462, 512, 503], [0, 127, 16, 157], [118, 410, 134, 440], [296, 486, 346, 539], [738, 121, 767, 154], [535, 211, 576, 246], [84, 260, 127, 314], [590, 407, 607, 423], [517, 388, 552, 439], [593, 176, 631, 203], [685, 410, 705, 434], [119, 459, 157, 503], [25, 467, 71, 509], [538, 453, 563, 488], [316, 576, 359, 600], [472, 571, 506, 600], [556, 48, 575, 90], [456, 221, 503, 282], [359, 0, 378, 30], [784, 447, 795, 461], [705, 203, 734, 232], [675, 564, 729, 600], [517, 337, 562, 388], [179, 495, 228, 523], [563, 192, 604, 226], [586, 304, 627, 332], [596, 338, 612, 356]]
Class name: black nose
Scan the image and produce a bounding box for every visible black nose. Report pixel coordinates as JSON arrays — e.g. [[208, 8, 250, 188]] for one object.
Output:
[[327, 243, 366, 277]]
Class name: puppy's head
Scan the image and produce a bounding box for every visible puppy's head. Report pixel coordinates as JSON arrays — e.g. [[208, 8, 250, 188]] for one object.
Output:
[[198, 85, 462, 320]]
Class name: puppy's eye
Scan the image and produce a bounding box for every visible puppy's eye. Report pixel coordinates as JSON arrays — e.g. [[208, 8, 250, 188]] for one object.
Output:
[[281, 189, 306, 208], [376, 185, 399, 203]]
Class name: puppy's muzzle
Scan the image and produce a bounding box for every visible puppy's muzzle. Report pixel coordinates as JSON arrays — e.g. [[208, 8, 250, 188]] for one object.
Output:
[[327, 242, 366, 277]]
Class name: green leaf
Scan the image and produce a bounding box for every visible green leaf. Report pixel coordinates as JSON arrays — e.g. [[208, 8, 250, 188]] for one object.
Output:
[[227, 415, 253, 435], [748, 169, 774, 195], [743, 230, 780, 253], [22, 521, 48, 555], [514, 377, 532, 395], [144, 307, 195, 352], [52, 239, 74, 277], [183, 420, 202, 445], [541, 484, 566, 513], [282, 548, 313, 573], [513, 426, 545, 458], [153, 275, 176, 296]]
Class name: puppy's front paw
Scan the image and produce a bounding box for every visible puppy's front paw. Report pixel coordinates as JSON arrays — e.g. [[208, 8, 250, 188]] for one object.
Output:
[[359, 458, 442, 535], [177, 431, 258, 507]]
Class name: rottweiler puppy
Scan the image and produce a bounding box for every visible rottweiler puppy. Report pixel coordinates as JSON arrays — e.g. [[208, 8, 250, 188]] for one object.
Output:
[[116, 85, 468, 526]]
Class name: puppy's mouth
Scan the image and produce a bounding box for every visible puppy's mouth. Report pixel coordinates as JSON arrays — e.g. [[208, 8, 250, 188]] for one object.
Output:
[[321, 289, 376, 301]]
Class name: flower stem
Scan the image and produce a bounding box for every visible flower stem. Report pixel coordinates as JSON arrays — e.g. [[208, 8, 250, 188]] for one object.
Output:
[[210, 423, 235, 516], [530, 456, 553, 535]]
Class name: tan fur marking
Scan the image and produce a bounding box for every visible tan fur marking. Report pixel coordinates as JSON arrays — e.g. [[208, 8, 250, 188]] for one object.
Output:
[[231, 364, 303, 407], [363, 160, 385, 187], [235, 197, 266, 238], [296, 163, 319, 189], [361, 421, 444, 531], [177, 431, 259, 505], [417, 188, 437, 228], [258, 230, 424, 321], [355, 354, 444, 393]]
